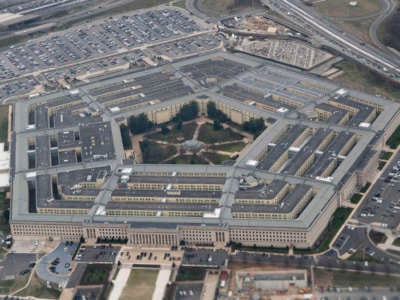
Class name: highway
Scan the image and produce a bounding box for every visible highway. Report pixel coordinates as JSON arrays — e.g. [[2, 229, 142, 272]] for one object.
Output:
[[369, 0, 397, 52], [261, 0, 400, 81]]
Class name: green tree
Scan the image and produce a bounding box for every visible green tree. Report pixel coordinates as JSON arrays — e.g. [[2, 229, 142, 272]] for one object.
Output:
[[213, 120, 222, 130], [128, 113, 154, 134], [207, 101, 229, 122], [207, 101, 218, 119], [177, 101, 199, 121], [161, 123, 170, 135], [242, 118, 266, 137], [119, 124, 132, 149]]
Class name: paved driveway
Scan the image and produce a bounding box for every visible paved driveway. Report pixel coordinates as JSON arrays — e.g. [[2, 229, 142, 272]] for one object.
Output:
[[36, 242, 78, 287]]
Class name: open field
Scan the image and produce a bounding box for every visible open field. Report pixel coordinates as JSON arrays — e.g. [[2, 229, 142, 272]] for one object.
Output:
[[315, 268, 400, 288], [16, 274, 60, 299], [335, 18, 374, 43], [378, 8, 400, 51], [120, 269, 158, 300], [333, 60, 400, 100], [173, 0, 186, 9], [197, 0, 261, 16], [312, 0, 382, 44], [0, 274, 30, 295], [313, 0, 381, 18]]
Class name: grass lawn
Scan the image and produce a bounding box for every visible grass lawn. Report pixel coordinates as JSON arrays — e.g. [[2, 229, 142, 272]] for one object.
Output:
[[176, 267, 206, 281], [386, 124, 400, 149], [147, 122, 197, 143], [313, 0, 381, 18], [0, 192, 7, 212], [360, 182, 371, 193], [379, 151, 393, 161], [350, 193, 363, 204], [16, 274, 60, 299], [369, 230, 387, 244], [315, 269, 400, 288], [378, 160, 386, 170], [198, 124, 243, 144], [80, 264, 111, 285], [377, 9, 400, 52], [0, 273, 30, 295], [203, 152, 231, 164], [211, 142, 246, 153], [348, 250, 381, 263], [393, 238, 400, 247], [173, 0, 186, 9], [140, 141, 176, 164], [120, 269, 158, 300], [333, 271, 400, 288], [333, 60, 400, 100], [77, 0, 170, 21], [198, 0, 256, 15], [166, 154, 207, 165], [0, 105, 9, 145]]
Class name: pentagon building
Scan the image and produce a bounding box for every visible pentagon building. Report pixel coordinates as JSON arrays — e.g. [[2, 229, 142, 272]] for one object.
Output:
[[9, 52, 400, 249]]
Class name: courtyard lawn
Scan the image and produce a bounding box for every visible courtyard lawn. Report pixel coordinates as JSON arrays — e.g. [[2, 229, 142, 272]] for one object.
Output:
[[147, 122, 197, 143], [203, 152, 231, 164], [140, 141, 177, 164], [198, 124, 243, 144], [211, 141, 246, 153], [166, 154, 207, 165]]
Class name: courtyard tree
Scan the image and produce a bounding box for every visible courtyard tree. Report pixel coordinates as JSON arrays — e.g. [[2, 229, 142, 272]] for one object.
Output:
[[177, 101, 199, 121], [213, 120, 223, 130], [242, 117, 266, 137], [120, 124, 132, 149], [161, 123, 170, 135], [207, 101, 229, 122], [128, 113, 154, 134]]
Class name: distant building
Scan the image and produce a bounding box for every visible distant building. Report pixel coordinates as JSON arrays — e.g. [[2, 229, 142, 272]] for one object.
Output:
[[237, 269, 307, 290], [0, 143, 9, 191]]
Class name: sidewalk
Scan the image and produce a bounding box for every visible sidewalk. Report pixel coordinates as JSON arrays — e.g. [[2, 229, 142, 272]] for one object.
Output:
[[109, 267, 131, 300]]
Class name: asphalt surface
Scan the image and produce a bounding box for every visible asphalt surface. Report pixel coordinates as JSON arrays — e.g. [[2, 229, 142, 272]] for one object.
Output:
[[0, 253, 37, 280], [36, 241, 78, 286], [230, 251, 400, 274], [75, 245, 120, 263], [356, 151, 400, 230], [369, 0, 397, 51], [262, 0, 400, 80]]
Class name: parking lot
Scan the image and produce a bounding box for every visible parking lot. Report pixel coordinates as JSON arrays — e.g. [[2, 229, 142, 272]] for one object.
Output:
[[0, 253, 37, 280], [0, 8, 201, 82], [329, 225, 390, 263], [175, 282, 203, 300], [182, 248, 228, 267], [75, 245, 120, 263], [119, 248, 183, 266], [36, 241, 78, 286], [356, 151, 400, 229]]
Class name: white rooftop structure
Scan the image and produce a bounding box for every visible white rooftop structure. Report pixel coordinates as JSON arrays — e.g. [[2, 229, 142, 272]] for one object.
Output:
[[0, 143, 9, 189]]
